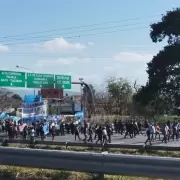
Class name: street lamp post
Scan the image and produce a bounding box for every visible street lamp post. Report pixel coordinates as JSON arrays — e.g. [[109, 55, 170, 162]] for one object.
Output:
[[16, 65, 35, 95], [79, 77, 84, 112]]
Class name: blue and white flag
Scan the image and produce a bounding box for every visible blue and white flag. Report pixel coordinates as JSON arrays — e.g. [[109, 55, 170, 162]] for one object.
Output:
[[75, 111, 84, 120]]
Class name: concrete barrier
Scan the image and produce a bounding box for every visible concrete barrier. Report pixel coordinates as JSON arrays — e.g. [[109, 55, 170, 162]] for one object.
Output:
[[1, 139, 180, 151]]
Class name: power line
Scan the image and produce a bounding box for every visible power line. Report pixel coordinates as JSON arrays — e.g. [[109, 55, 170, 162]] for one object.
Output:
[[0, 53, 113, 58], [3, 26, 148, 47], [0, 21, 149, 44], [0, 14, 160, 39]]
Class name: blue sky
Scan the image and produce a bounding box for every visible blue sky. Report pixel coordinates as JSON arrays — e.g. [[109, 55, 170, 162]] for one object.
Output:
[[0, 0, 180, 92]]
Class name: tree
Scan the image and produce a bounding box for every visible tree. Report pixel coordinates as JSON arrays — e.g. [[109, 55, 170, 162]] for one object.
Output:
[[134, 8, 180, 114], [0, 88, 13, 96], [0, 94, 21, 112], [107, 77, 133, 115], [128, 80, 153, 117], [11, 94, 22, 101], [95, 90, 114, 115], [150, 8, 180, 44], [48, 107, 57, 115]]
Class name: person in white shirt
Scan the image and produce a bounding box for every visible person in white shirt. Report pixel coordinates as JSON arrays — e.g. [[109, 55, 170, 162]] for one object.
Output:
[[150, 124, 156, 141], [102, 127, 107, 145], [55, 123, 60, 136], [162, 124, 169, 143], [30, 127, 35, 142], [51, 122, 55, 129]]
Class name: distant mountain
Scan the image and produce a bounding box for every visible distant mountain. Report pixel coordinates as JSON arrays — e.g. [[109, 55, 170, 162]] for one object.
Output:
[[0, 88, 13, 95], [2, 88, 80, 98]]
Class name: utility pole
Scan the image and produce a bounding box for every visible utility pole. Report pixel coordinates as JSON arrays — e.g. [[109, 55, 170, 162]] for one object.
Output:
[[79, 77, 84, 112]]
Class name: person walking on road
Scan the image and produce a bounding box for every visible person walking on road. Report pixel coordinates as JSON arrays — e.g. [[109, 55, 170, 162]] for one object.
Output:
[[74, 125, 81, 141], [51, 125, 55, 141], [107, 125, 112, 143], [172, 121, 178, 141], [87, 125, 93, 142], [102, 127, 108, 145], [23, 126, 28, 140], [30, 126, 35, 143], [155, 124, 161, 141], [150, 123, 155, 141], [124, 120, 134, 138], [94, 124, 98, 140], [162, 124, 169, 143], [145, 125, 152, 145], [96, 126, 102, 144], [39, 123, 44, 141]]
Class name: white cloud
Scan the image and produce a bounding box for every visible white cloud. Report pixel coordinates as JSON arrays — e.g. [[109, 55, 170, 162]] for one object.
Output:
[[114, 51, 153, 62], [87, 42, 94, 46], [33, 37, 86, 52], [103, 66, 113, 71], [102, 51, 153, 85], [35, 57, 89, 68], [0, 44, 9, 52]]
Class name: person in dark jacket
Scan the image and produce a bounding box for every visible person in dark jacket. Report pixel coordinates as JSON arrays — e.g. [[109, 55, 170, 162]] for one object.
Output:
[[87, 125, 93, 142], [74, 125, 81, 141], [96, 126, 102, 144]]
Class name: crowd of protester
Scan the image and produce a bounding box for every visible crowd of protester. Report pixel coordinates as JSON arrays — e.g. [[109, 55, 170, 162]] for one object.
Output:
[[0, 118, 180, 145]]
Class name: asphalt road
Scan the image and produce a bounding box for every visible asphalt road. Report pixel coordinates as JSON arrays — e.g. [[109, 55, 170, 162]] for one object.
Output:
[[1, 132, 180, 147]]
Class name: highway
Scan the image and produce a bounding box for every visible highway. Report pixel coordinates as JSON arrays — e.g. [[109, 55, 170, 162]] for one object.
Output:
[[1, 132, 180, 147], [0, 146, 180, 179]]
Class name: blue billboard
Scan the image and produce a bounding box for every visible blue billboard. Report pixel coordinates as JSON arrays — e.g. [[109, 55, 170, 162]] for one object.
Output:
[[24, 95, 42, 104], [75, 111, 84, 120]]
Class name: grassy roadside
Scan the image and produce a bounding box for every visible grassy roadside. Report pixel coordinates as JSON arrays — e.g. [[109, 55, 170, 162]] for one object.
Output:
[[0, 166, 161, 180], [0, 143, 177, 180]]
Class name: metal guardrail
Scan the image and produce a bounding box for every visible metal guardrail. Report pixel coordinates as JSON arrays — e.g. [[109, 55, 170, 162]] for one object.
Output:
[[1, 139, 180, 151], [0, 146, 180, 179]]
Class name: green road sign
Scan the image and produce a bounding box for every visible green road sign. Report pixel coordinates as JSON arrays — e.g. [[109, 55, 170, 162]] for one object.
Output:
[[0, 70, 25, 87], [55, 75, 71, 89], [27, 73, 54, 88]]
